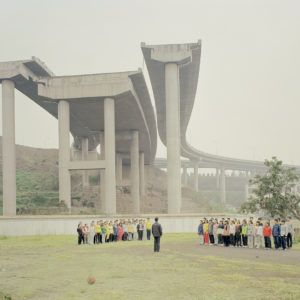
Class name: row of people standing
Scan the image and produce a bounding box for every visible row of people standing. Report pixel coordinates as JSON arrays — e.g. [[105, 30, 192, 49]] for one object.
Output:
[[197, 216, 294, 250], [77, 218, 152, 245]]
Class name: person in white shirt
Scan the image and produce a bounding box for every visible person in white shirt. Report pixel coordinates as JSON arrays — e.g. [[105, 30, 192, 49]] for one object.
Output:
[[255, 222, 263, 248], [286, 216, 294, 249]]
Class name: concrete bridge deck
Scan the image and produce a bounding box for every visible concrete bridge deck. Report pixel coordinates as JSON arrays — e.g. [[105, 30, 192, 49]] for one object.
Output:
[[0, 57, 157, 215]]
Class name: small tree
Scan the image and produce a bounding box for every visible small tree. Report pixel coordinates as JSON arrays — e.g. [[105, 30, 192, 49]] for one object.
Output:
[[241, 157, 300, 220]]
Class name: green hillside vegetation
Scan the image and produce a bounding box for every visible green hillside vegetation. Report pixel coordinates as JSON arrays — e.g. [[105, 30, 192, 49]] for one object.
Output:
[[0, 138, 63, 215]]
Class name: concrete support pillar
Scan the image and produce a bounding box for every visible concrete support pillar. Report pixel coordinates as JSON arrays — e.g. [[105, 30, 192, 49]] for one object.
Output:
[[194, 161, 199, 192], [99, 131, 105, 210], [245, 182, 249, 201], [104, 98, 116, 214], [216, 168, 220, 189], [182, 166, 188, 186], [2, 80, 16, 216], [139, 152, 145, 196], [220, 166, 226, 205], [58, 100, 71, 208], [116, 154, 123, 186], [165, 63, 181, 213], [81, 137, 89, 187], [130, 130, 140, 213]]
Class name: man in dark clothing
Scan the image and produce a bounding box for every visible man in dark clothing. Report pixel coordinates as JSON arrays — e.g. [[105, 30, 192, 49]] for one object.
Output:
[[77, 222, 83, 245], [272, 219, 281, 249], [152, 217, 162, 252]]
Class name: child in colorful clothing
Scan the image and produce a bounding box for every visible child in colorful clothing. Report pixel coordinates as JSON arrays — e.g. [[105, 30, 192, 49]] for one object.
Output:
[[213, 219, 219, 245], [241, 219, 248, 247], [82, 224, 87, 244], [95, 221, 101, 244], [247, 220, 255, 248], [128, 222, 134, 241], [77, 222, 83, 245], [223, 221, 230, 247], [123, 222, 129, 241], [235, 220, 242, 247], [263, 222, 272, 249], [208, 219, 214, 245], [108, 222, 114, 242], [146, 218, 152, 240], [90, 221, 95, 245], [113, 222, 119, 242], [118, 224, 124, 241], [272, 219, 281, 250], [217, 221, 224, 245], [198, 220, 204, 245], [203, 220, 209, 245], [255, 222, 263, 249], [101, 222, 107, 244], [280, 220, 288, 250], [286, 216, 294, 249], [229, 220, 236, 247]]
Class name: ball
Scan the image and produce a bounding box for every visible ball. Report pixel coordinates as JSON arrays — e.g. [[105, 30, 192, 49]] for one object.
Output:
[[87, 276, 96, 285]]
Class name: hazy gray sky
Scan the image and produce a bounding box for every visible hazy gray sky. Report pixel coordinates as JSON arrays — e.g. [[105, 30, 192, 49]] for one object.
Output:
[[1, 0, 300, 165]]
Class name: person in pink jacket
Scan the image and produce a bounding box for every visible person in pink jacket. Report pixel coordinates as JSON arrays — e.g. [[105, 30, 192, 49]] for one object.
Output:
[[118, 224, 124, 241]]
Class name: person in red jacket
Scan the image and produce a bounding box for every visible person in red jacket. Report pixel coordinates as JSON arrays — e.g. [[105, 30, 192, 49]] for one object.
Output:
[[263, 222, 272, 249]]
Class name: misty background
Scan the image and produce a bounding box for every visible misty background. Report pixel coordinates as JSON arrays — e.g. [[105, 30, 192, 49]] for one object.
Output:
[[0, 0, 299, 165]]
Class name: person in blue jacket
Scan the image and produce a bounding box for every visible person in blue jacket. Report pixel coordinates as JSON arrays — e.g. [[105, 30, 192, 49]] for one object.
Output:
[[272, 219, 281, 250], [198, 220, 204, 245], [113, 221, 119, 242]]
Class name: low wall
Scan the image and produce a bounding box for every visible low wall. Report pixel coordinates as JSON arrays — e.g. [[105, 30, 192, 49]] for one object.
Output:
[[0, 214, 247, 236]]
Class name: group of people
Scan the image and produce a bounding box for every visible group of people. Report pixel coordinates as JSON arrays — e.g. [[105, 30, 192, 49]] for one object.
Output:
[[197, 216, 294, 250], [77, 218, 152, 245]]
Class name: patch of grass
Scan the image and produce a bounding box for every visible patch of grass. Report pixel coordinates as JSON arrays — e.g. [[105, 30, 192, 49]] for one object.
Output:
[[0, 234, 300, 299]]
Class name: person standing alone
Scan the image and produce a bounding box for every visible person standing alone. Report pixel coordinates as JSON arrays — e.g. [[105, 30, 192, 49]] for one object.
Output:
[[152, 217, 162, 252]]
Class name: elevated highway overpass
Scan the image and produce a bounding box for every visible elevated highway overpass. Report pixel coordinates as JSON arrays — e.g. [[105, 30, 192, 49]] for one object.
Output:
[[141, 41, 300, 212], [0, 57, 157, 216]]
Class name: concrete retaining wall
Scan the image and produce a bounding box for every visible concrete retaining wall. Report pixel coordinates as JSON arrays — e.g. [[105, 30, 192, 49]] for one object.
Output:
[[0, 214, 247, 236]]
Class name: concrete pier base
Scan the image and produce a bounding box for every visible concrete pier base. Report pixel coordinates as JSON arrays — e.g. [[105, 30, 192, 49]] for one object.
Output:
[[2, 80, 16, 216]]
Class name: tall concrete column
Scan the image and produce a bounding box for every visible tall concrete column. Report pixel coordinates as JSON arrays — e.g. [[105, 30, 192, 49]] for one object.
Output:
[[182, 166, 188, 186], [2, 80, 16, 216], [130, 130, 140, 213], [58, 100, 71, 208], [81, 137, 89, 186], [194, 161, 199, 192], [216, 168, 220, 189], [139, 152, 145, 196], [245, 182, 249, 201], [165, 63, 181, 213], [99, 131, 105, 210], [116, 154, 122, 186], [104, 98, 116, 214], [220, 166, 226, 205]]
